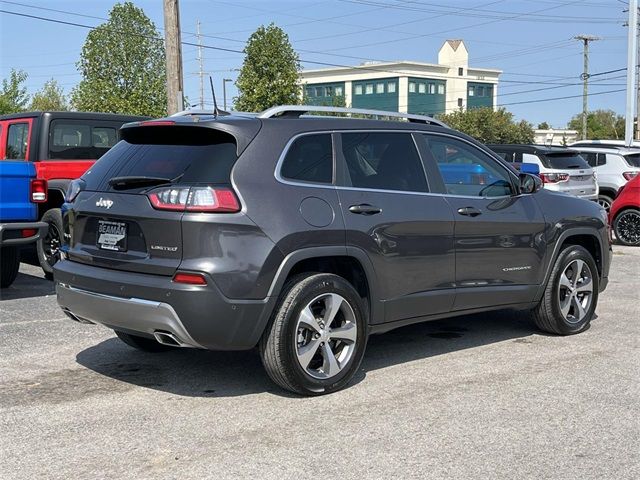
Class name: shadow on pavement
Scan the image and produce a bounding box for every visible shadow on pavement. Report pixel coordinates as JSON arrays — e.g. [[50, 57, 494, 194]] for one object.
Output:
[[0, 271, 54, 301], [76, 308, 539, 398]]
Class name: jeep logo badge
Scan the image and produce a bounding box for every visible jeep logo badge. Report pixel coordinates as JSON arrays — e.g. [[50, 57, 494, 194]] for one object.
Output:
[[96, 198, 114, 209]]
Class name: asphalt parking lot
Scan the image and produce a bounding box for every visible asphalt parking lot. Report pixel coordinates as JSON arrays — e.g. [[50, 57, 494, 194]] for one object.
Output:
[[1, 247, 638, 480]]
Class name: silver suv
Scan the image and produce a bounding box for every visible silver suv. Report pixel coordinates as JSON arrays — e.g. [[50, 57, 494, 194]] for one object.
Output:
[[488, 145, 598, 201], [569, 146, 640, 212]]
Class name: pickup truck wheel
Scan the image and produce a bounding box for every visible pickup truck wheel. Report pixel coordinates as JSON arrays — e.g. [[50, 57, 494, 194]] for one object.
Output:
[[37, 208, 63, 279], [0, 246, 20, 288], [613, 208, 640, 246], [532, 245, 599, 335], [114, 331, 172, 352], [259, 273, 368, 396]]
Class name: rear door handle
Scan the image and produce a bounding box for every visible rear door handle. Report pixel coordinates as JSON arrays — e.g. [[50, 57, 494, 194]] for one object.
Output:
[[349, 204, 382, 215], [457, 206, 482, 217]]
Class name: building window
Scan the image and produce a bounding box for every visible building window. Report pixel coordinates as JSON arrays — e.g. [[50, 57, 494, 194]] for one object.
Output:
[[486, 86, 493, 97], [376, 82, 385, 94], [365, 84, 374, 94], [458, 98, 463, 107], [306, 88, 315, 98], [335, 86, 343, 96], [409, 82, 416, 93], [468, 86, 475, 97], [355, 85, 363, 95], [418, 83, 426, 94], [477, 86, 484, 97], [316, 87, 325, 97], [388, 82, 396, 93], [428, 83, 435, 94], [437, 84, 445, 95], [326, 86, 333, 96], [458, 67, 464, 76]]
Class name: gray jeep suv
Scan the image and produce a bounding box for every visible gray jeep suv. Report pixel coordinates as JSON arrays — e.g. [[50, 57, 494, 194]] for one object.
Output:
[[55, 105, 611, 395]]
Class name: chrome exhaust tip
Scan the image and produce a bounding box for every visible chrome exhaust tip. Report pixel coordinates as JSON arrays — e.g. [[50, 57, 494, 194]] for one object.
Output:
[[62, 308, 94, 324], [153, 331, 185, 347]]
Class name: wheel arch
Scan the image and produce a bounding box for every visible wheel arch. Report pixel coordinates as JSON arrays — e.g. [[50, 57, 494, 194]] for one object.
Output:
[[38, 179, 70, 219]]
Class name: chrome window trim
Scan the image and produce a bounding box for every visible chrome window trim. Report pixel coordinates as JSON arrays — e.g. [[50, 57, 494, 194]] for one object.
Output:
[[274, 129, 518, 200]]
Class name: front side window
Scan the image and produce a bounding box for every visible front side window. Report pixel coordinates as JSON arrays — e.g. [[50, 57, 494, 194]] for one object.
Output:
[[6, 123, 29, 159], [423, 135, 514, 197], [281, 134, 333, 184], [340, 132, 428, 193], [49, 121, 118, 160]]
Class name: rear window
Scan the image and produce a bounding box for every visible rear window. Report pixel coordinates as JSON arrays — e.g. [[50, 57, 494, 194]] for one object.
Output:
[[540, 153, 590, 170], [48, 120, 119, 160], [623, 153, 640, 167], [81, 128, 237, 191]]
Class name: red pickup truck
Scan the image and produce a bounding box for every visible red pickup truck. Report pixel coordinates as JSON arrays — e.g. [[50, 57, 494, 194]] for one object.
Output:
[[0, 111, 147, 277]]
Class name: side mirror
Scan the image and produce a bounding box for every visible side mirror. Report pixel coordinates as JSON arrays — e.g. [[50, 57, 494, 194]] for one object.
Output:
[[519, 173, 542, 194]]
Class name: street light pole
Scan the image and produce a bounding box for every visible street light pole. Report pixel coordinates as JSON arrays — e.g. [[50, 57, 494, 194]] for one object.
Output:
[[575, 35, 600, 140], [627, 0, 639, 145], [163, 0, 184, 114], [223, 78, 232, 110]]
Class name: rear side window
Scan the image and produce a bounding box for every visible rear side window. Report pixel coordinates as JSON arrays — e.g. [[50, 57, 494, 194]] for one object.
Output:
[[280, 134, 333, 184], [81, 128, 237, 191], [623, 153, 640, 167], [340, 132, 428, 193], [6, 123, 29, 159], [540, 153, 590, 170], [48, 120, 118, 160]]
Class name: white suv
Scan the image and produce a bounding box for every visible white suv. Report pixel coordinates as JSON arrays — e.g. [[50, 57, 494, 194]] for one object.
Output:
[[570, 146, 640, 212]]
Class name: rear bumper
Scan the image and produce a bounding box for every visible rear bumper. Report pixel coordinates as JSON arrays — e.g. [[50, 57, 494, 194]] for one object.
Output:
[[0, 221, 48, 247], [54, 259, 274, 351]]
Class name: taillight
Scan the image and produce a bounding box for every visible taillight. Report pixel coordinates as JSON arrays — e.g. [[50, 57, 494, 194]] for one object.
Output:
[[30, 179, 47, 203], [21, 228, 37, 238], [172, 272, 207, 285], [147, 186, 240, 213], [540, 173, 569, 184], [65, 179, 85, 203], [622, 171, 638, 181]]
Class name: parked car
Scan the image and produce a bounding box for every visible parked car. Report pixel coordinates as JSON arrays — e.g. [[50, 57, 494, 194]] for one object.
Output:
[[570, 139, 640, 149], [55, 105, 611, 395], [0, 161, 48, 287], [568, 146, 640, 212], [487, 144, 598, 201], [609, 174, 640, 246], [0, 111, 148, 278]]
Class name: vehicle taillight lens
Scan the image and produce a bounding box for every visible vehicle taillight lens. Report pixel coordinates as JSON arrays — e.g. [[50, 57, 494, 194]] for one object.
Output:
[[65, 179, 85, 203], [21, 228, 37, 238], [172, 272, 207, 285], [540, 173, 569, 184], [622, 171, 638, 181], [30, 179, 47, 203], [148, 186, 240, 213]]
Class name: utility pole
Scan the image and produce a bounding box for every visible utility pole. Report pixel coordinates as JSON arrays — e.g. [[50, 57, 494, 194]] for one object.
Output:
[[575, 35, 600, 140], [626, 0, 639, 146], [223, 78, 232, 110], [196, 20, 204, 109], [163, 0, 184, 114]]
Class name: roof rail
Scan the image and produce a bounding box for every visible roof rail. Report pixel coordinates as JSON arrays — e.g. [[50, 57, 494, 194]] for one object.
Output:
[[170, 109, 258, 118], [257, 105, 448, 127]]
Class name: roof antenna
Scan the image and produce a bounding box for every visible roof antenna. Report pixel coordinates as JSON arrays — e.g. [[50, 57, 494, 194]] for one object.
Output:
[[209, 76, 229, 116]]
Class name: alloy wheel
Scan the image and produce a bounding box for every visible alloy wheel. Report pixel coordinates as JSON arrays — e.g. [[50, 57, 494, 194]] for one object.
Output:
[[43, 223, 61, 266], [597, 197, 611, 213], [557, 259, 593, 324], [615, 210, 640, 245], [294, 293, 357, 380]]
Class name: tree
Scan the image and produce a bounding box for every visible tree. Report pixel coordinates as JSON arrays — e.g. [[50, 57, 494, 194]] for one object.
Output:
[[30, 79, 68, 111], [71, 2, 166, 116], [234, 23, 300, 112], [537, 121, 550, 130], [568, 109, 624, 140], [0, 69, 29, 114], [439, 107, 534, 144]]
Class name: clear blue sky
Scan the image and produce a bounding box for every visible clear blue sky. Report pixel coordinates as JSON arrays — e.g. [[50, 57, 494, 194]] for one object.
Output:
[[0, 0, 631, 127]]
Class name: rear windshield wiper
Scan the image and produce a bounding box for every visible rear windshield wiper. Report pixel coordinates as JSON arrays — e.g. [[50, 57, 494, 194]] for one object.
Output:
[[108, 176, 172, 190]]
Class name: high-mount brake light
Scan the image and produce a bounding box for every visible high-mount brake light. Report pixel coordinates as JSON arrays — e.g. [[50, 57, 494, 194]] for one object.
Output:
[[147, 186, 241, 213], [172, 272, 207, 285], [139, 120, 175, 127], [30, 179, 47, 203]]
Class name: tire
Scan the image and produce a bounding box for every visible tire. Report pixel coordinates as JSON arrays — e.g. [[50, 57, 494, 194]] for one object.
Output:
[[37, 208, 63, 279], [0, 246, 20, 288], [115, 331, 173, 352], [532, 245, 599, 335], [613, 208, 640, 246], [259, 273, 368, 396], [597, 194, 614, 214]]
